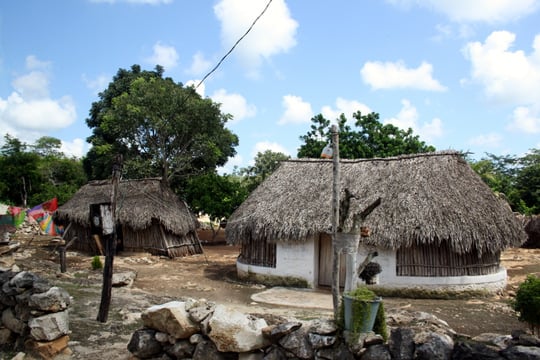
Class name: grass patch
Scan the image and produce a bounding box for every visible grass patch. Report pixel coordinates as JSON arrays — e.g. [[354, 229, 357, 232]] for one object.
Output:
[[368, 286, 492, 299], [241, 272, 310, 288]]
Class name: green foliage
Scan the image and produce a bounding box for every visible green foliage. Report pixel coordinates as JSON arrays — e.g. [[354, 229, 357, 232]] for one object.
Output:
[[297, 112, 435, 159], [239, 150, 290, 192], [469, 149, 540, 214], [185, 172, 248, 222], [511, 275, 540, 335], [0, 135, 86, 207], [84, 64, 238, 186], [373, 301, 388, 341], [91, 256, 103, 270]]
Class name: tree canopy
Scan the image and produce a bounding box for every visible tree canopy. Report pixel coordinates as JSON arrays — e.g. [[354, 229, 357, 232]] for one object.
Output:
[[84, 65, 238, 186], [239, 150, 290, 192], [0, 135, 86, 206], [297, 112, 435, 159]]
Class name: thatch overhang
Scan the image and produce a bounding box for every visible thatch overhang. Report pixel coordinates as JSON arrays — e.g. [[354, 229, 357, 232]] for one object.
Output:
[[55, 178, 198, 235], [226, 151, 527, 255]]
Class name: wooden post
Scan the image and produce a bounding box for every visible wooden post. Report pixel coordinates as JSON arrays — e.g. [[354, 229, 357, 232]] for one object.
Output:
[[330, 125, 341, 320], [59, 246, 66, 273], [97, 154, 122, 323]]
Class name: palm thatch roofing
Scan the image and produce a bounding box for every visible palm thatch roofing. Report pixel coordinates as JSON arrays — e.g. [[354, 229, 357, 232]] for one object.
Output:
[[226, 151, 526, 255], [55, 178, 198, 235]]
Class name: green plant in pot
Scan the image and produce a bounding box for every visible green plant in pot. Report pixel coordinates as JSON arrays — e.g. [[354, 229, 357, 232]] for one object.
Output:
[[341, 286, 385, 336]]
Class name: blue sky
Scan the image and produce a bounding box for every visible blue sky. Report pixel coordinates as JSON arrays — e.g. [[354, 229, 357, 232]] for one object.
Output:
[[1, 0, 539, 173]]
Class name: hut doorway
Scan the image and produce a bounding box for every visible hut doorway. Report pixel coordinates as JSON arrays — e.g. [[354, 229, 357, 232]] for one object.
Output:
[[318, 233, 346, 287]]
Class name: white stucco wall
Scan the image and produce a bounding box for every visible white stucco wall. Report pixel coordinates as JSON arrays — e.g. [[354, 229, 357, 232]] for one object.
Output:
[[237, 236, 319, 287], [238, 240, 508, 292], [356, 245, 508, 292]]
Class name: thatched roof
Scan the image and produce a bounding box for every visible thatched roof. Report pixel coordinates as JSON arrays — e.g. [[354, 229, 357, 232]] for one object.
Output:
[[226, 151, 526, 254], [55, 178, 198, 235]]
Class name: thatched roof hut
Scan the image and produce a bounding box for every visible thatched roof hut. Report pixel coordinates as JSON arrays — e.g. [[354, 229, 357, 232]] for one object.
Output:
[[227, 151, 526, 284], [55, 178, 202, 258]]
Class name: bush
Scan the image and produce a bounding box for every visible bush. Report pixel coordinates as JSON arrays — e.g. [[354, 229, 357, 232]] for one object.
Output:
[[511, 275, 540, 335], [91, 256, 103, 270]]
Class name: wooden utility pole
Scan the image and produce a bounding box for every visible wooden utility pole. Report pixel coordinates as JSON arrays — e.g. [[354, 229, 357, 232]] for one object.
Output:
[[330, 125, 341, 319], [97, 154, 123, 323]]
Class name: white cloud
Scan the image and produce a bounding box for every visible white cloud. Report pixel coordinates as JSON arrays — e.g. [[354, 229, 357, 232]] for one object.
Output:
[[185, 79, 205, 97], [361, 61, 447, 91], [463, 31, 540, 105], [252, 141, 290, 157], [387, 0, 539, 23], [210, 89, 256, 124], [0, 56, 77, 144], [321, 98, 371, 123], [383, 99, 443, 141], [186, 51, 212, 76], [218, 153, 244, 175], [61, 138, 89, 159], [467, 133, 503, 148], [278, 95, 313, 125], [508, 106, 540, 133], [214, 0, 298, 76], [82, 73, 110, 95], [145, 42, 179, 70]]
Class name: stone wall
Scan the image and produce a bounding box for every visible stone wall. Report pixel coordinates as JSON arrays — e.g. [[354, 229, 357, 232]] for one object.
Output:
[[128, 299, 540, 359], [0, 268, 71, 359]]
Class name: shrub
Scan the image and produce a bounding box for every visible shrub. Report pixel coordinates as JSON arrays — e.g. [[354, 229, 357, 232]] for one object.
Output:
[[91, 255, 103, 270], [511, 275, 540, 335]]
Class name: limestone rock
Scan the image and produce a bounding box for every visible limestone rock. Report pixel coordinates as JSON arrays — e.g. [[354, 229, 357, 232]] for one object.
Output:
[[141, 301, 199, 339], [25, 334, 70, 360], [2, 307, 25, 334], [28, 311, 70, 341], [413, 331, 453, 360], [208, 304, 269, 353], [127, 328, 162, 359], [28, 286, 71, 312], [112, 271, 137, 287]]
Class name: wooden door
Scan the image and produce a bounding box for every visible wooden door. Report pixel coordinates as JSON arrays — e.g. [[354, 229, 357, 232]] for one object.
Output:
[[318, 233, 346, 287]]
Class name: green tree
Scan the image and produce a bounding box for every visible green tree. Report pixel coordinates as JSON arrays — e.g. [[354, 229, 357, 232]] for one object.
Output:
[[240, 150, 290, 191], [84, 65, 238, 187], [185, 172, 248, 241], [298, 112, 435, 159], [514, 149, 540, 214], [0, 135, 41, 206]]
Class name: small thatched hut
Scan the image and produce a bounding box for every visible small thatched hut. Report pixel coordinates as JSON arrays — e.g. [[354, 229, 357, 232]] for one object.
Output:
[[55, 178, 202, 258], [226, 151, 527, 291]]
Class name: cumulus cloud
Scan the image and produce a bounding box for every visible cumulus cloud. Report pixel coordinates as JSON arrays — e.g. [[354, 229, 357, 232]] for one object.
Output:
[[185, 79, 205, 97], [508, 106, 540, 134], [145, 42, 179, 70], [82, 73, 110, 95], [0, 55, 77, 144], [214, 0, 298, 77], [61, 138, 89, 159], [210, 88, 257, 124], [186, 51, 212, 77], [386, 0, 539, 23], [252, 141, 290, 157], [463, 31, 540, 105], [278, 95, 313, 125], [321, 98, 372, 123], [467, 133, 503, 148], [361, 61, 447, 91], [383, 99, 443, 141]]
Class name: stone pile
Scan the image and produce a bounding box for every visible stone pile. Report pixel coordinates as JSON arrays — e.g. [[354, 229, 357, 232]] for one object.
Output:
[[0, 269, 71, 359], [128, 299, 540, 359]]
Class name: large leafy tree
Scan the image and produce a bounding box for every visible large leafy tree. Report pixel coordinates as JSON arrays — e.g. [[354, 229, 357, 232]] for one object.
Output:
[[84, 65, 238, 188], [239, 150, 290, 192], [0, 135, 86, 206], [298, 112, 435, 159]]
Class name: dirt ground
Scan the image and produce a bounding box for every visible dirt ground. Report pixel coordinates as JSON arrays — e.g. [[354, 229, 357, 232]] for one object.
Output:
[[2, 235, 539, 359]]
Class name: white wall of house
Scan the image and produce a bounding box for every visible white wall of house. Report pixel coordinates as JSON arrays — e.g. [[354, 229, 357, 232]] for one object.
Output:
[[237, 236, 319, 286], [238, 239, 507, 292], [356, 245, 508, 292]]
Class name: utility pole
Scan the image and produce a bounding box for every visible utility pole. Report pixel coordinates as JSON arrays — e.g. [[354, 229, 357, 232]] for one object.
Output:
[[97, 154, 123, 323], [330, 125, 341, 319]]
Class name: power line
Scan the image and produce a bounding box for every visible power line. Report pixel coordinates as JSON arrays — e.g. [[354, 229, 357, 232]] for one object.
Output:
[[194, 0, 274, 91]]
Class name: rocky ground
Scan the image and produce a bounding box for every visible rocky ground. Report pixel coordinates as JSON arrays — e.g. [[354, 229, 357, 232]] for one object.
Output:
[[0, 232, 538, 359]]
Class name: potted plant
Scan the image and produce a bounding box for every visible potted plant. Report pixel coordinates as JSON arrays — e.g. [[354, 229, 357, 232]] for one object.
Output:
[[341, 285, 382, 333]]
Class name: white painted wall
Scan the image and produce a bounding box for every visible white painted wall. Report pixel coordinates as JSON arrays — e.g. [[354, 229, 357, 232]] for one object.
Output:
[[237, 236, 319, 287], [238, 240, 508, 292]]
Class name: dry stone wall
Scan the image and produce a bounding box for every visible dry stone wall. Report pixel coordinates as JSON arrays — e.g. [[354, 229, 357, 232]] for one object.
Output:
[[0, 269, 71, 359]]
